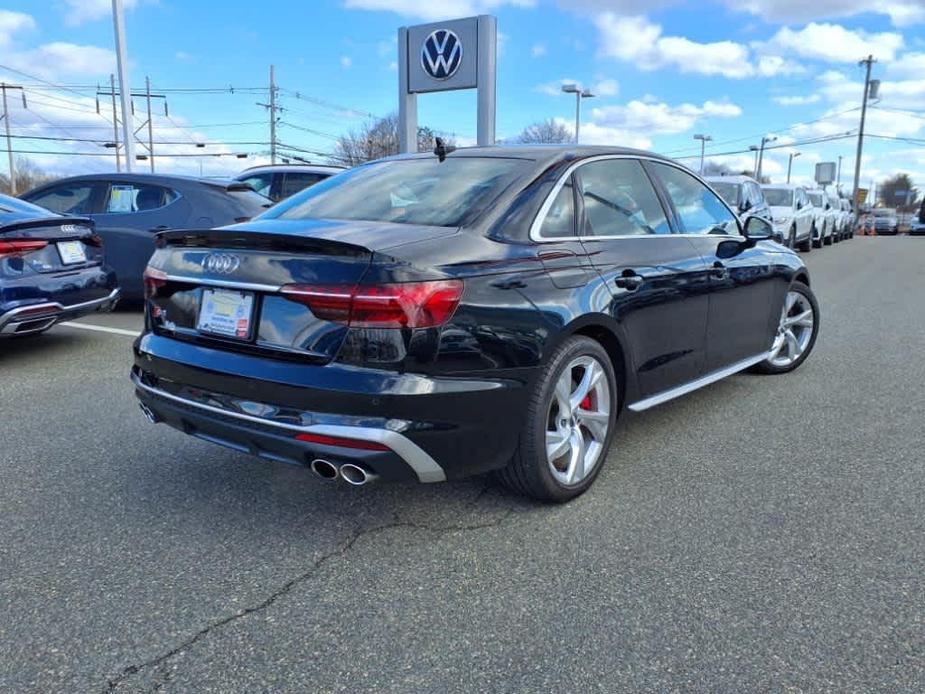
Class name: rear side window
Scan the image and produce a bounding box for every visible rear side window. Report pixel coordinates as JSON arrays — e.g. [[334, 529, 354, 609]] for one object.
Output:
[[537, 176, 576, 238], [27, 183, 102, 215], [577, 159, 670, 236], [650, 162, 738, 235], [280, 172, 328, 199], [105, 184, 178, 213], [266, 157, 529, 228]]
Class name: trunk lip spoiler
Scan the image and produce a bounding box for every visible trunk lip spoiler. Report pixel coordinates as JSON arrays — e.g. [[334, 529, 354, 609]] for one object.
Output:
[[0, 216, 94, 235]]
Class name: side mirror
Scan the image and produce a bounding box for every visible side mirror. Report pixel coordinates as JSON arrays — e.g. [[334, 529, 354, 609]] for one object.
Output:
[[743, 215, 774, 243]]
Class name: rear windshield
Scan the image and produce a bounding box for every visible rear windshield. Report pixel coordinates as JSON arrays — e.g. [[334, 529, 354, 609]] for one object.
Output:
[[709, 182, 739, 206], [763, 188, 793, 207], [263, 157, 529, 227], [0, 195, 60, 219]]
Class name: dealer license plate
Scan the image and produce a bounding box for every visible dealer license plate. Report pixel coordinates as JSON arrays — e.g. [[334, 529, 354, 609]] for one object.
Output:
[[196, 288, 255, 339]]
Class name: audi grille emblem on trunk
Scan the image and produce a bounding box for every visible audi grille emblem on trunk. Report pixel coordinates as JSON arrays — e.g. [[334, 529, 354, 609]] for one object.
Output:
[[202, 253, 241, 274], [421, 29, 462, 80]]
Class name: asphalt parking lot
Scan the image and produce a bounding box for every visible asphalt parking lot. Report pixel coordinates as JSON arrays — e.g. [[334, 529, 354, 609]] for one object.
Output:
[[2, 237, 924, 693]]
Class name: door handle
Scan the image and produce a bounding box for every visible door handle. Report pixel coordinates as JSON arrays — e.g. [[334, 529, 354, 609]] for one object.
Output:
[[149, 225, 170, 233], [711, 261, 728, 279], [614, 271, 644, 290]]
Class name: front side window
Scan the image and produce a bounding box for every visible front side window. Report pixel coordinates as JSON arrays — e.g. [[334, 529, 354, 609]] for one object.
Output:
[[577, 159, 670, 236], [538, 176, 576, 238], [651, 163, 739, 235], [266, 157, 529, 228], [27, 183, 101, 215], [239, 173, 273, 198], [105, 184, 178, 213]]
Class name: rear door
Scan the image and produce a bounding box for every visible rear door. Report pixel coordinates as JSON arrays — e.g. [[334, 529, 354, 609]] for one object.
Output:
[[646, 161, 781, 372], [573, 157, 711, 398], [91, 182, 190, 298]]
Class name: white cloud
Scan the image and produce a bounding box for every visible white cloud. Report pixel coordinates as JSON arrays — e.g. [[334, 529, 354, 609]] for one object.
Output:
[[0, 10, 35, 46], [889, 51, 925, 77], [534, 77, 580, 96], [755, 55, 805, 77], [759, 23, 904, 63], [594, 14, 755, 79], [62, 0, 142, 26], [343, 0, 535, 21], [724, 0, 925, 28], [593, 78, 618, 97], [0, 42, 115, 80], [773, 94, 822, 106], [551, 117, 653, 149], [340, 55, 352, 68], [175, 50, 195, 62], [590, 98, 743, 136], [817, 69, 925, 110], [531, 43, 546, 57]]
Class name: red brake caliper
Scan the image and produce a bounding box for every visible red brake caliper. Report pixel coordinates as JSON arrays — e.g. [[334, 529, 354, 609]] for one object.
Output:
[[579, 394, 592, 410]]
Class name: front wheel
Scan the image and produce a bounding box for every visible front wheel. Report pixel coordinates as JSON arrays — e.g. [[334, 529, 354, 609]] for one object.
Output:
[[498, 336, 617, 502], [754, 281, 819, 375]]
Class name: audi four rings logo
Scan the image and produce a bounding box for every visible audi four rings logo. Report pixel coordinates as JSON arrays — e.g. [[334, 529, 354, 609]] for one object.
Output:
[[421, 29, 462, 80], [201, 253, 241, 274]]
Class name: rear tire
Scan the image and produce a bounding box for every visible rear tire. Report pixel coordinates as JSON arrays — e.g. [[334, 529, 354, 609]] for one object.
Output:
[[797, 228, 812, 252], [497, 336, 617, 503], [812, 224, 823, 248], [754, 281, 819, 375]]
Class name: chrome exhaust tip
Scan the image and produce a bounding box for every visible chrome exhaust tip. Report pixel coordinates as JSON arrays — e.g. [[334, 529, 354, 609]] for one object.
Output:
[[310, 459, 339, 481], [339, 462, 377, 486], [138, 402, 158, 424]]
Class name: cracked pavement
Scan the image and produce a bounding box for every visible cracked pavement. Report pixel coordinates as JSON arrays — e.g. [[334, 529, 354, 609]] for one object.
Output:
[[2, 237, 924, 692]]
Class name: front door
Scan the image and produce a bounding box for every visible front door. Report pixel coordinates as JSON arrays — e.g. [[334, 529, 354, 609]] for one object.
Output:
[[573, 158, 710, 398]]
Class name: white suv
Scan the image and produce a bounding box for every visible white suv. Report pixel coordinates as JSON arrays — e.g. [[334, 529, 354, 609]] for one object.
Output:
[[805, 188, 839, 247], [761, 184, 815, 251]]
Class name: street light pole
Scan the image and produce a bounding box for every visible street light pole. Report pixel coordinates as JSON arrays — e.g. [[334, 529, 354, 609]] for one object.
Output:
[[111, 0, 134, 171], [787, 151, 801, 184], [694, 134, 712, 175], [561, 83, 594, 144], [749, 145, 759, 178], [756, 135, 776, 181]]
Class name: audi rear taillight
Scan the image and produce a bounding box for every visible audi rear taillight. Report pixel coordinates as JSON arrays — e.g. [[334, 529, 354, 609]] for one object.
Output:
[[143, 266, 168, 298], [281, 279, 464, 329], [0, 239, 48, 258]]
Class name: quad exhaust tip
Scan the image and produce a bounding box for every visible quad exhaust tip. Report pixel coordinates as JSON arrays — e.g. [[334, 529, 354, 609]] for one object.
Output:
[[138, 403, 158, 424], [310, 459, 339, 481], [339, 462, 376, 486]]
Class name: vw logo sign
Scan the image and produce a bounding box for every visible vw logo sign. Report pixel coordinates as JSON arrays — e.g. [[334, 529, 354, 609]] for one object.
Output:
[[421, 29, 462, 80], [201, 252, 241, 274]]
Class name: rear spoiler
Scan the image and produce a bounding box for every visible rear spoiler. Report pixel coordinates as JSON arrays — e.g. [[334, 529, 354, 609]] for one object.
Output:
[[156, 228, 371, 257], [0, 216, 94, 235]]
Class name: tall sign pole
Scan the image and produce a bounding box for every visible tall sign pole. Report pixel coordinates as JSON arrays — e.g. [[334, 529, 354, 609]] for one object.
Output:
[[852, 55, 875, 221], [145, 75, 154, 172], [109, 74, 121, 172], [269, 65, 277, 164], [399, 15, 497, 153], [112, 0, 134, 170]]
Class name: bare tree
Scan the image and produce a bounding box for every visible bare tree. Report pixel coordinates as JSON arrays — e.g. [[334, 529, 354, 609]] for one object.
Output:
[[703, 161, 733, 176], [0, 157, 58, 195], [878, 173, 919, 211], [332, 114, 454, 167], [516, 119, 572, 144]]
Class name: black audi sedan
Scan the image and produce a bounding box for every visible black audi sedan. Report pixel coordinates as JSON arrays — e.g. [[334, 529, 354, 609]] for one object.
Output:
[[1, 194, 118, 337], [133, 146, 819, 502]]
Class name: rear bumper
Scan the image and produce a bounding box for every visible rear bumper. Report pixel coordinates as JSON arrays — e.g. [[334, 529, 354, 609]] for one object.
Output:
[[132, 333, 531, 482], [0, 288, 120, 336]]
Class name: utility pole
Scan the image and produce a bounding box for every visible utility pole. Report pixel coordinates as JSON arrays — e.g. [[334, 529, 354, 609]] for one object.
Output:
[[269, 65, 277, 164], [836, 155, 843, 188], [112, 0, 134, 170], [1, 84, 16, 194], [109, 74, 121, 172], [694, 134, 712, 175], [852, 55, 876, 221], [145, 75, 154, 172], [749, 146, 759, 177]]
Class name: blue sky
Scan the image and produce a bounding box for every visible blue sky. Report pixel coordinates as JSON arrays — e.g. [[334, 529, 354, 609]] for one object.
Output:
[[1, 0, 924, 195]]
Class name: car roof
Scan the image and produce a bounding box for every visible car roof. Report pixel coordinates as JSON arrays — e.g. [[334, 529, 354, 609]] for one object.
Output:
[[237, 164, 345, 175], [27, 172, 225, 187], [704, 175, 758, 185], [378, 144, 682, 167], [762, 183, 802, 190]]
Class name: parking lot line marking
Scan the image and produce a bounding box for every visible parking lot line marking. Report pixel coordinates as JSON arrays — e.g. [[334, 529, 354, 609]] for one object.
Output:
[[59, 322, 139, 338]]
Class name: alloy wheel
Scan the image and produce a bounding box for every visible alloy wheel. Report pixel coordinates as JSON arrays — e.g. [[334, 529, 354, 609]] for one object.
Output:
[[768, 291, 815, 368], [545, 355, 611, 486]]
